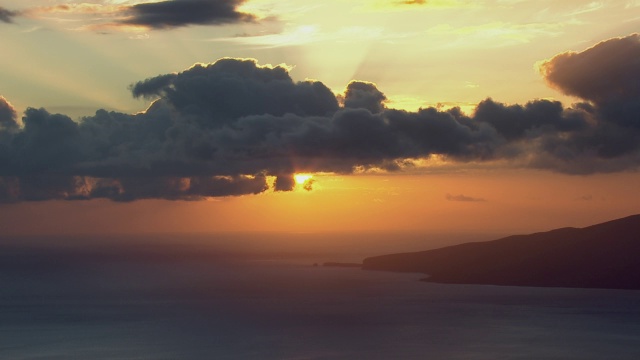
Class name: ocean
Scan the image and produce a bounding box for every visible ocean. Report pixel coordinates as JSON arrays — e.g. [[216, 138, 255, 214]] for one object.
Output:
[[1, 233, 640, 359]]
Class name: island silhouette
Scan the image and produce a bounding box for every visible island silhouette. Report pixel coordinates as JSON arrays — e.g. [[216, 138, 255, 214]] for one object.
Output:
[[362, 214, 640, 290]]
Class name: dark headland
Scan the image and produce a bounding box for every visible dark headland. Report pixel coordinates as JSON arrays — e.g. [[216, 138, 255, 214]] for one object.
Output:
[[362, 214, 640, 290]]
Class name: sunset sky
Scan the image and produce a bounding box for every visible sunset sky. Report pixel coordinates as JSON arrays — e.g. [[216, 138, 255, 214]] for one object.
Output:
[[1, 0, 639, 236]]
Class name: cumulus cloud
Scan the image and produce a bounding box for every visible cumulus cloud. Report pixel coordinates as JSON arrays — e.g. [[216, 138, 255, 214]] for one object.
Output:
[[539, 34, 640, 105], [1, 33, 640, 202], [0, 96, 18, 130], [129, 58, 339, 122], [0, 6, 18, 24], [538, 34, 640, 131], [533, 33, 640, 170], [342, 81, 387, 114]]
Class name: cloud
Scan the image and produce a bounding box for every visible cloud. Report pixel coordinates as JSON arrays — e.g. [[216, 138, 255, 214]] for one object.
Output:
[[0, 6, 18, 24], [538, 34, 640, 106], [566, 1, 605, 16], [27, 4, 126, 16], [446, 193, 486, 202], [1, 33, 640, 202], [533, 33, 640, 170], [301, 178, 315, 191], [130, 73, 178, 99], [358, 0, 478, 11], [0, 96, 18, 130], [21, 3, 129, 27], [120, 0, 257, 29], [538, 34, 640, 134], [342, 81, 387, 114], [219, 25, 413, 49], [23, 0, 258, 32], [129, 58, 339, 122], [274, 175, 296, 192], [576, 195, 593, 201], [426, 22, 564, 47]]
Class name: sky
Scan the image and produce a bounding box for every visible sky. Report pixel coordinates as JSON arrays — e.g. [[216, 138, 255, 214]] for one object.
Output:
[[1, 0, 640, 237]]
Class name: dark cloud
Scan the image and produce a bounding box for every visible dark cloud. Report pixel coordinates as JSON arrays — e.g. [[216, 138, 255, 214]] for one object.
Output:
[[121, 0, 256, 29], [342, 81, 387, 114], [129, 58, 339, 126], [473, 98, 587, 141], [273, 175, 295, 192], [103, 175, 268, 202], [129, 73, 178, 99], [1, 35, 640, 203], [446, 193, 486, 202], [539, 34, 640, 130], [301, 178, 315, 192], [539, 34, 640, 105], [0, 175, 269, 203], [9, 108, 82, 174], [0, 6, 18, 24], [531, 33, 640, 173]]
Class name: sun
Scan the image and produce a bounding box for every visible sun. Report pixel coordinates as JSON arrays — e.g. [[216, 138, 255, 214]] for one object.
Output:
[[294, 174, 313, 185]]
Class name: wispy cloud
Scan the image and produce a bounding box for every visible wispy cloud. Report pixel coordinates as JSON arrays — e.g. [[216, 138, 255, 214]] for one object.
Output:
[[626, 0, 640, 8], [567, 1, 605, 16], [226, 24, 320, 47], [21, 0, 260, 32], [354, 0, 479, 12], [446, 193, 487, 202], [426, 21, 565, 46], [0, 6, 19, 24], [25, 3, 127, 16], [218, 24, 414, 47]]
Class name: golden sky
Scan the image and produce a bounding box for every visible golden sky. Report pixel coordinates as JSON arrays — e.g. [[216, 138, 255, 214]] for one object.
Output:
[[0, 0, 639, 236], [3, 170, 640, 236]]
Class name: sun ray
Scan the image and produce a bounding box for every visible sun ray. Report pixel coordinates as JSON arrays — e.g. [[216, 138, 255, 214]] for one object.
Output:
[[294, 174, 313, 185]]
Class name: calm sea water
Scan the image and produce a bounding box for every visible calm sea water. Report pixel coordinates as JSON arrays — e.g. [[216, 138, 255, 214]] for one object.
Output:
[[1, 234, 640, 359]]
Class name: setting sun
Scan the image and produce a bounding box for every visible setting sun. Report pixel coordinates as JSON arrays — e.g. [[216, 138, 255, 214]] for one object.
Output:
[[294, 174, 313, 185], [1, 0, 640, 358]]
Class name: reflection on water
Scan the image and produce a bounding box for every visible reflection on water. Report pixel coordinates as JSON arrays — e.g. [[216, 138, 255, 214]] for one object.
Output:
[[1, 236, 640, 359]]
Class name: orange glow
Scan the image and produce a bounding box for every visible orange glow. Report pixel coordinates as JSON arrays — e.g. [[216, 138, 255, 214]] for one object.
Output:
[[294, 174, 313, 185], [1, 171, 640, 236]]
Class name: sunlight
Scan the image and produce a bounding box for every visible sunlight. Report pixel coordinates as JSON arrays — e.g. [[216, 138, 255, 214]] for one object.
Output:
[[294, 174, 313, 185], [231, 25, 319, 47]]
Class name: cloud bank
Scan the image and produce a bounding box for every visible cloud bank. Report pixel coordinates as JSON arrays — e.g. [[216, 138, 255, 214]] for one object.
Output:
[[1, 34, 639, 202]]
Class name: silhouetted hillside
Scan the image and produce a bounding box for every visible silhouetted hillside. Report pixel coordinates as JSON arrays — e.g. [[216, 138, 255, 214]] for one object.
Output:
[[362, 215, 640, 289]]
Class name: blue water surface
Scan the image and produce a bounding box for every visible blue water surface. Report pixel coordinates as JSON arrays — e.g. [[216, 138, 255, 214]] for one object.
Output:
[[1, 236, 639, 360]]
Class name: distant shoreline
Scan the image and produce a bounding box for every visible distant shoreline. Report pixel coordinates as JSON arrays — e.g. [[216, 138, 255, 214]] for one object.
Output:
[[361, 214, 640, 290]]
